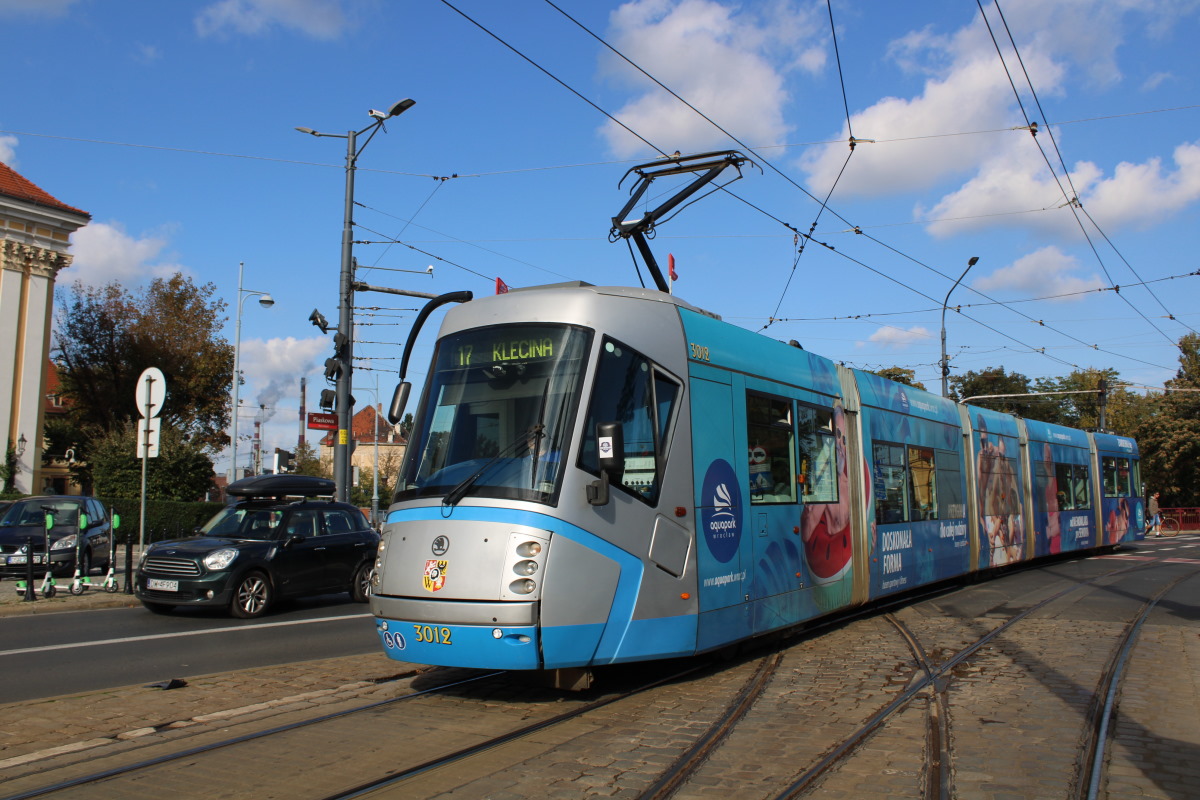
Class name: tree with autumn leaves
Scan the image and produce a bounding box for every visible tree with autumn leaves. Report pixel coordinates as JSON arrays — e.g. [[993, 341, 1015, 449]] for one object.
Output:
[[50, 274, 232, 499]]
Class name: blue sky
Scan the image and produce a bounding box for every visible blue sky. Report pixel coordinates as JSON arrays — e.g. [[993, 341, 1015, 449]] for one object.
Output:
[[2, 0, 1198, 475]]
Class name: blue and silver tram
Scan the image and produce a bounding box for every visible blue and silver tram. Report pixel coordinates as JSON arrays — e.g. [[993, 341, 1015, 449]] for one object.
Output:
[[369, 282, 1143, 674]]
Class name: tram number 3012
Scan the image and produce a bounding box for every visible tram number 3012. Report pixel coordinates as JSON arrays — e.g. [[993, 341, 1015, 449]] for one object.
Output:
[[414, 624, 453, 645], [689, 342, 711, 361]]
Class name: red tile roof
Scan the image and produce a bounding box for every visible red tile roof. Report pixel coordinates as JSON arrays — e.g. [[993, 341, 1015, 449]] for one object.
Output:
[[319, 404, 406, 446], [0, 162, 90, 218]]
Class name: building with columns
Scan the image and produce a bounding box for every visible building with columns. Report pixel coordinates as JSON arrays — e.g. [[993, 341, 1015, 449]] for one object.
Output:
[[0, 163, 90, 495]]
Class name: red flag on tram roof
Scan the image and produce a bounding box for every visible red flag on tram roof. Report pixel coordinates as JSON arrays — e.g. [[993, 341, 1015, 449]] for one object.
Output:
[[668, 253, 678, 281], [496, 277, 509, 294]]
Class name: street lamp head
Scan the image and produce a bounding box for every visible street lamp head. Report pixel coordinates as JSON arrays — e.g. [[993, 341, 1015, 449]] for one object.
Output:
[[968, 256, 979, 267], [294, 126, 319, 136], [385, 98, 415, 118], [16, 433, 26, 457], [258, 294, 275, 308]]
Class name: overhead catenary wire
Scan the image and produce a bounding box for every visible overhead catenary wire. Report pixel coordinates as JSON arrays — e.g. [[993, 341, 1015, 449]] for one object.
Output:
[[979, 0, 1189, 345], [530, 0, 1143, 375]]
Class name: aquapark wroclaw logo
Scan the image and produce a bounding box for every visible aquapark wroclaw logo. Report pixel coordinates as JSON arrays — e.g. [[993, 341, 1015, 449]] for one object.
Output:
[[701, 459, 742, 563]]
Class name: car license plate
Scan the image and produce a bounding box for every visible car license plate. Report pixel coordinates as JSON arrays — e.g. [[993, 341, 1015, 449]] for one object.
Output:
[[6, 555, 43, 565], [147, 578, 179, 592]]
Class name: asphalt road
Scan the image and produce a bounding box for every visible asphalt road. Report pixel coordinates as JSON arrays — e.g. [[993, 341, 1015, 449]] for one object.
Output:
[[0, 595, 378, 704]]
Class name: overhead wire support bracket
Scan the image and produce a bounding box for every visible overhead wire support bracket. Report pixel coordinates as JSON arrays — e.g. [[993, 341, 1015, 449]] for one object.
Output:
[[609, 149, 755, 293]]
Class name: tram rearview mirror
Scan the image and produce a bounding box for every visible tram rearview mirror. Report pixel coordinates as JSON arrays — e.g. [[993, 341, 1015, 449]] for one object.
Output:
[[588, 422, 625, 507], [596, 421, 624, 477], [387, 382, 411, 425]]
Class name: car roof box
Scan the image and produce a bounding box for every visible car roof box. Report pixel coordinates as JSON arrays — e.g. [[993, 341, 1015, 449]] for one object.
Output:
[[226, 474, 336, 499]]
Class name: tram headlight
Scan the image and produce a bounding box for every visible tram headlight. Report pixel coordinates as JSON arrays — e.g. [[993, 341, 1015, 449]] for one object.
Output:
[[513, 559, 539, 577], [516, 541, 542, 557], [509, 578, 537, 594]]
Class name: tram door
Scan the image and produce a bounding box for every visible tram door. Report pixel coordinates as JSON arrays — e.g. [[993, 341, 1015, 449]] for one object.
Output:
[[690, 371, 753, 651]]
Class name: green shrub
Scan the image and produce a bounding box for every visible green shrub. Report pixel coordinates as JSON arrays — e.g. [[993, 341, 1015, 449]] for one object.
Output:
[[98, 497, 225, 545]]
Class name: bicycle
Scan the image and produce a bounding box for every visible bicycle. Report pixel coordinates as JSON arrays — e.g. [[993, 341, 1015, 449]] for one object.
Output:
[[1156, 513, 1181, 537]]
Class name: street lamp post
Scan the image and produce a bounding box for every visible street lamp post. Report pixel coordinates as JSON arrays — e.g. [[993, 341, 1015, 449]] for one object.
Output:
[[941, 256, 979, 397], [230, 261, 274, 481], [296, 98, 416, 502]]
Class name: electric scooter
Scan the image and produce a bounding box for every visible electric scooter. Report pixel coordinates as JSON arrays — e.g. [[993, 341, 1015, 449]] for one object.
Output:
[[67, 509, 120, 595], [68, 511, 92, 595], [98, 513, 120, 593], [13, 507, 56, 598]]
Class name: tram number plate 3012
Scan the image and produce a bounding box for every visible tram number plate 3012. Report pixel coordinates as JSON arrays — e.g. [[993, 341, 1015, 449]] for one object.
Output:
[[413, 624, 452, 645]]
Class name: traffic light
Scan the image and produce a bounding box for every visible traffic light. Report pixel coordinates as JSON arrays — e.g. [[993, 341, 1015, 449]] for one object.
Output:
[[323, 357, 342, 381], [273, 448, 294, 474], [319, 389, 336, 411], [324, 331, 349, 382]]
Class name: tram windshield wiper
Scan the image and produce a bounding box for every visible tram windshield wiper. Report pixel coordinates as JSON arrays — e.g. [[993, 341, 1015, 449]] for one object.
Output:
[[442, 424, 545, 509]]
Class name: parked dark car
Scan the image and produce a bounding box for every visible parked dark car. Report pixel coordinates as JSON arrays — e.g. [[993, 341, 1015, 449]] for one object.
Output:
[[134, 475, 379, 618], [0, 496, 113, 578]]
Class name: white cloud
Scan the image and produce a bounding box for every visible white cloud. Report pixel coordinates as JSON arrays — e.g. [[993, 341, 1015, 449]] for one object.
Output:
[[1141, 71, 1173, 91], [801, 54, 1037, 196], [861, 325, 932, 350], [195, 0, 352, 40], [0, 131, 17, 166], [135, 44, 162, 64], [66, 221, 187, 287], [599, 0, 824, 158], [973, 245, 1104, 299], [802, 0, 1198, 199], [1086, 140, 1200, 228], [923, 138, 1200, 237]]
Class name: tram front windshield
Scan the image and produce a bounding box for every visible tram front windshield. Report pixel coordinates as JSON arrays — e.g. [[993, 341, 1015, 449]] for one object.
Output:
[[395, 324, 591, 505]]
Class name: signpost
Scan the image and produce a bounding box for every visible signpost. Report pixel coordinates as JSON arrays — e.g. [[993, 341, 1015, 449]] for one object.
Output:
[[136, 367, 165, 561], [307, 412, 337, 431]]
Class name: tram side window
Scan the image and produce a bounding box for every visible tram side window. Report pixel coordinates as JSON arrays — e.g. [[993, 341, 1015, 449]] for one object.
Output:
[[935, 450, 964, 519], [907, 446, 937, 520], [874, 443, 908, 524], [1103, 457, 1133, 498], [747, 392, 797, 505], [579, 338, 680, 504], [1053, 463, 1091, 510], [799, 404, 838, 504]]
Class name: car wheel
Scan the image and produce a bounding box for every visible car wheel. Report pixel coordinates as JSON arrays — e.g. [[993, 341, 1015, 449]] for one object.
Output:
[[351, 562, 372, 603], [142, 601, 174, 614], [231, 571, 272, 618]]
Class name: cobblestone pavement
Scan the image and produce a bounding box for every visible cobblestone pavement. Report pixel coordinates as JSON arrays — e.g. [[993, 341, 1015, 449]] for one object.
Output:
[[1, 542, 1197, 798]]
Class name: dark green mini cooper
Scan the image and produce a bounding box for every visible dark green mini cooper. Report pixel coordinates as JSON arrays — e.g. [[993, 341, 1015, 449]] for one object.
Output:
[[134, 475, 379, 618]]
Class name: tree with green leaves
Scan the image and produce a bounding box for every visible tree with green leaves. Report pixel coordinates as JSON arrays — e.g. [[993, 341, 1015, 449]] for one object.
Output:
[[870, 366, 927, 391], [947, 367, 1032, 415], [52, 274, 233, 485], [290, 441, 328, 478], [54, 275, 232, 444], [1134, 334, 1200, 506], [89, 421, 217, 500], [1, 441, 18, 496]]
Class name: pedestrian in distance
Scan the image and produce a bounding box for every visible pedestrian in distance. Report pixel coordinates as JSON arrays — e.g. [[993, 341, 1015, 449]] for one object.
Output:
[[1149, 491, 1162, 536]]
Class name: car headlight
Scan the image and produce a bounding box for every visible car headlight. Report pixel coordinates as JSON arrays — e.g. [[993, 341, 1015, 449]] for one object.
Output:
[[204, 548, 239, 570], [138, 546, 152, 568], [51, 535, 77, 551]]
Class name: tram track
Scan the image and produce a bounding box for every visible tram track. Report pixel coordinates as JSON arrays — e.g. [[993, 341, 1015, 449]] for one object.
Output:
[[3, 552, 1189, 800], [619, 554, 1184, 800], [770, 557, 1199, 800]]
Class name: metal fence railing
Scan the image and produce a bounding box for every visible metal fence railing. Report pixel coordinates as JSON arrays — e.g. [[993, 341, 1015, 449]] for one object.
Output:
[[1162, 507, 1198, 531]]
